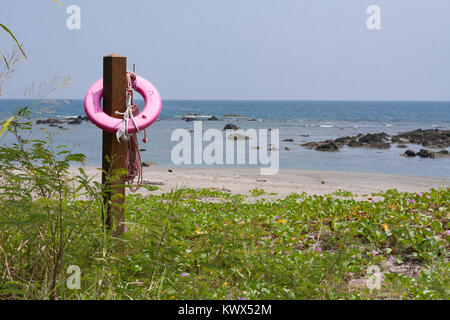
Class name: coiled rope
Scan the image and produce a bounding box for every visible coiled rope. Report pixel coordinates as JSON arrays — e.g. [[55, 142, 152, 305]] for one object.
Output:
[[115, 71, 147, 192]]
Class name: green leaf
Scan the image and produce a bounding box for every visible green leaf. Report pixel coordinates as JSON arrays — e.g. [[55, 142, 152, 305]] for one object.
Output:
[[0, 48, 9, 69], [0, 23, 27, 60], [0, 116, 15, 138]]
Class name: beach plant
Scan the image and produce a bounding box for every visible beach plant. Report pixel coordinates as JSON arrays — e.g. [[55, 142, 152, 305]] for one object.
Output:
[[0, 107, 96, 299], [0, 23, 26, 68]]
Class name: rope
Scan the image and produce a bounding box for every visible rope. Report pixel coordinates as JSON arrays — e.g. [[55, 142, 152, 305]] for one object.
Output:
[[115, 71, 147, 192]]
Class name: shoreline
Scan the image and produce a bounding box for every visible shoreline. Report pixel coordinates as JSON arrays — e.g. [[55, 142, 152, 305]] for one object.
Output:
[[70, 166, 450, 200]]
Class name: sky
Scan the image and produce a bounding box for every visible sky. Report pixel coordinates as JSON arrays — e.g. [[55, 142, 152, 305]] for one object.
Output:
[[1, 0, 450, 100]]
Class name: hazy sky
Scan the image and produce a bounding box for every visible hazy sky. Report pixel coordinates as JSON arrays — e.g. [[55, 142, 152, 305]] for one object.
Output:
[[1, 0, 450, 100]]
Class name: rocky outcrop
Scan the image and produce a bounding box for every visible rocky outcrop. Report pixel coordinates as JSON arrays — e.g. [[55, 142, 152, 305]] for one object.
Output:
[[315, 141, 339, 152], [68, 118, 82, 125], [36, 115, 89, 126], [392, 129, 450, 149], [301, 129, 450, 157], [301, 132, 391, 151], [403, 149, 450, 159], [224, 114, 244, 118], [36, 118, 64, 124]]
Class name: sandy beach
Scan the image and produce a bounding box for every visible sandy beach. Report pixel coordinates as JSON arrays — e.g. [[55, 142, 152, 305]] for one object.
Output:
[[72, 166, 450, 200]]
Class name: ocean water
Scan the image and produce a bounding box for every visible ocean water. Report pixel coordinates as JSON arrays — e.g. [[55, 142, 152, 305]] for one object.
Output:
[[1, 99, 449, 178]]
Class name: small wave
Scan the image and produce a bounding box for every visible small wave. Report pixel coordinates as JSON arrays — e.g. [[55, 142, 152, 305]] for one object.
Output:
[[384, 124, 393, 127], [320, 125, 334, 128]]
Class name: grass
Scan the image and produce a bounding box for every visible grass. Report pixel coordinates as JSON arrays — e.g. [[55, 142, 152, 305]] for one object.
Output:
[[2, 185, 447, 300]]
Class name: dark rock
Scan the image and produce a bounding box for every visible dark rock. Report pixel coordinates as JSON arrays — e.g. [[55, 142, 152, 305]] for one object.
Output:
[[397, 144, 408, 148], [284, 147, 290, 151], [208, 116, 218, 121], [358, 134, 380, 143], [301, 142, 319, 149], [282, 139, 294, 142], [315, 141, 339, 152], [223, 123, 240, 130], [224, 114, 244, 118], [335, 136, 352, 144], [36, 118, 64, 124], [348, 139, 363, 147], [68, 118, 82, 124], [417, 149, 433, 158], [403, 150, 416, 157]]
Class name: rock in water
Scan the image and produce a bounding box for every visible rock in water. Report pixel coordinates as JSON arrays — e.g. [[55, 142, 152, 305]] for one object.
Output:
[[417, 149, 433, 158], [315, 141, 339, 152], [223, 123, 240, 130], [224, 114, 244, 118], [301, 142, 319, 149], [392, 129, 450, 148], [403, 150, 416, 157], [68, 118, 82, 125]]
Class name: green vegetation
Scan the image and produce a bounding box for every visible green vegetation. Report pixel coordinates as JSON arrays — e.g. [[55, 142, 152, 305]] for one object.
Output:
[[0, 108, 449, 300]]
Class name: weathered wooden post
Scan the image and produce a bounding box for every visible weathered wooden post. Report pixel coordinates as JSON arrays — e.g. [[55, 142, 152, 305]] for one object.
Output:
[[102, 54, 126, 236]]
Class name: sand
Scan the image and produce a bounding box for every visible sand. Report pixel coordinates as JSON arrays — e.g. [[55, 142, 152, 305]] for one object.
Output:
[[70, 166, 450, 200]]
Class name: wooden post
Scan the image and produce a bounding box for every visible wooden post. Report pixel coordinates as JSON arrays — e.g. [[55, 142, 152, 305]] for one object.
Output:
[[102, 54, 127, 236]]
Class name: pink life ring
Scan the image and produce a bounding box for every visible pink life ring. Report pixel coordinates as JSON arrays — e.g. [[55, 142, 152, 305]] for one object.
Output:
[[84, 75, 161, 134]]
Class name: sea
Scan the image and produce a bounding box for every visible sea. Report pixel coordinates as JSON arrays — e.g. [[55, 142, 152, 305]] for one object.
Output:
[[1, 99, 449, 178]]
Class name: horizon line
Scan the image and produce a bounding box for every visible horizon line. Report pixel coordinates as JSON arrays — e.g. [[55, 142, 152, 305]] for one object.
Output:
[[1, 97, 450, 103]]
